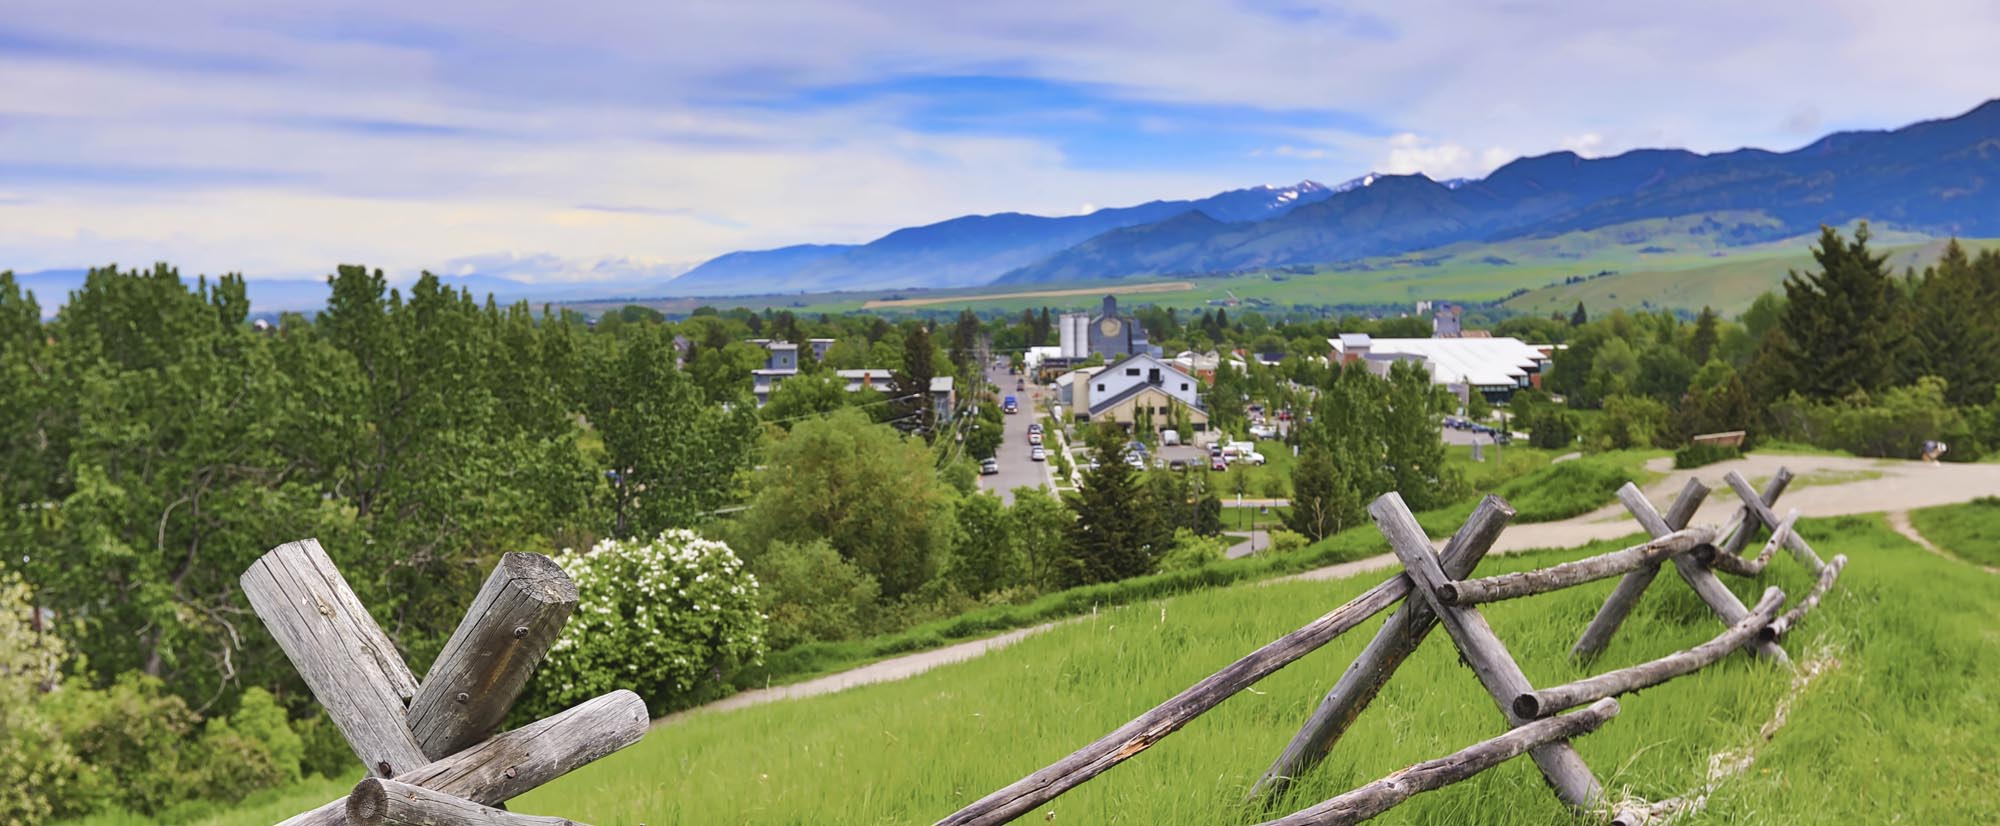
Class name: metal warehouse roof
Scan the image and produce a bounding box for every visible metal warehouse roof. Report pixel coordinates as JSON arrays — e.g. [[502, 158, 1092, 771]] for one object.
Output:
[[1331, 336, 1548, 387]]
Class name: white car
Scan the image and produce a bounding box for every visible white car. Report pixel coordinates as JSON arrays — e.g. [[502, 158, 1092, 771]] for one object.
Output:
[[1030, 447, 1046, 462], [1240, 450, 1267, 466]]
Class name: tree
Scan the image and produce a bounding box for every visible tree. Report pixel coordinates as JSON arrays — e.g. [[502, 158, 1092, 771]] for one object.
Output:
[[1570, 301, 1589, 327], [1285, 445, 1359, 541], [1769, 224, 1904, 399], [761, 372, 855, 426], [750, 539, 880, 650], [948, 309, 982, 373], [893, 324, 938, 436], [1903, 242, 2000, 405], [1064, 429, 1159, 584], [739, 408, 955, 597], [1008, 489, 1074, 591], [587, 325, 760, 537], [947, 493, 1024, 596], [1687, 306, 1720, 365]]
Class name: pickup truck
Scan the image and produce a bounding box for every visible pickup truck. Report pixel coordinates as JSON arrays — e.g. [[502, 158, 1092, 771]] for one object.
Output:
[[1003, 396, 1019, 414]]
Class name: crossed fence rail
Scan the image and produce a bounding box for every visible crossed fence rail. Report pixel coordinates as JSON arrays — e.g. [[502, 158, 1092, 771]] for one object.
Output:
[[938, 467, 1845, 826], [242, 466, 1843, 825]]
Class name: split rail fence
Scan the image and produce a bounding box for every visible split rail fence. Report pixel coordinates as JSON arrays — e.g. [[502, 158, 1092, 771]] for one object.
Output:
[[936, 467, 1847, 826], [241, 541, 640, 826]]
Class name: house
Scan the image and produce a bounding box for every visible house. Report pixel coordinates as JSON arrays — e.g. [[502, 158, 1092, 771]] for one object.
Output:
[[835, 368, 894, 392], [750, 341, 801, 407], [1071, 353, 1207, 433], [930, 376, 956, 423], [1058, 295, 1161, 360], [807, 338, 836, 360], [1328, 334, 1550, 403], [1171, 350, 1221, 384]]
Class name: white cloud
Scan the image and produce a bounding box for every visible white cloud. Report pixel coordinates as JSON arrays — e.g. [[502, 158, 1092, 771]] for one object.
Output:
[[1377, 133, 1513, 180]]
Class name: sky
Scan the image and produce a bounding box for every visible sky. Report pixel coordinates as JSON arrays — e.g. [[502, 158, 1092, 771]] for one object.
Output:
[[3, 0, 1999, 286]]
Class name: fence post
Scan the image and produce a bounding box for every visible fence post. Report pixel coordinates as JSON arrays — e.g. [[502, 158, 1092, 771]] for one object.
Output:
[[1571, 478, 1709, 661], [407, 553, 579, 759]]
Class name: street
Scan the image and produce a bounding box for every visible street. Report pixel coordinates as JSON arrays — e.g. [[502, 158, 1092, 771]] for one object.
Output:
[[976, 360, 1056, 503]]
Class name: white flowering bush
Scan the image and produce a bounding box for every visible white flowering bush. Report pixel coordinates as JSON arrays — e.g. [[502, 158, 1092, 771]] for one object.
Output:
[[523, 530, 765, 719]]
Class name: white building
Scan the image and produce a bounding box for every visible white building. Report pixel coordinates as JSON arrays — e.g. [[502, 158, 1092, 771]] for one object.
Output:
[[1329, 334, 1550, 402], [1070, 353, 1208, 431]]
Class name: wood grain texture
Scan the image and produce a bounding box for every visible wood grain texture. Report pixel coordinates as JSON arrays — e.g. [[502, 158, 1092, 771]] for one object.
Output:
[[1515, 587, 1785, 719], [1371, 493, 1604, 810], [278, 690, 648, 826], [936, 539, 1435, 825], [1719, 468, 1791, 555], [1708, 510, 1798, 577], [1619, 485, 1789, 663], [241, 539, 427, 777], [1760, 554, 1848, 642], [1571, 479, 1709, 661], [1256, 699, 1621, 826], [1442, 527, 1717, 606], [349, 779, 582, 826], [1723, 471, 1824, 573], [1250, 497, 1514, 802], [409, 553, 578, 759]]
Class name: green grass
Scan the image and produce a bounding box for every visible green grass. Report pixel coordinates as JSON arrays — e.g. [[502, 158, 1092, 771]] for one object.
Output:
[[164, 513, 2000, 825], [1749, 468, 1884, 493], [1419, 450, 1659, 534], [1909, 497, 2000, 568]]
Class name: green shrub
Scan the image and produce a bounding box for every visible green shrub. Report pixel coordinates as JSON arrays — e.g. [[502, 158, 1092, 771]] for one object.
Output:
[[1266, 530, 1308, 554], [292, 715, 356, 780], [752, 538, 881, 650], [1673, 443, 1742, 469], [526, 530, 766, 719], [227, 688, 303, 784], [1768, 377, 1977, 459], [50, 673, 200, 816], [1, 569, 84, 824], [1494, 456, 1639, 522], [1157, 529, 1226, 572]]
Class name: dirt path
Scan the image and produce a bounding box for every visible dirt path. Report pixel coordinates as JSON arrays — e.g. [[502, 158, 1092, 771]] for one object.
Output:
[[1887, 509, 2000, 574], [659, 454, 2000, 724]]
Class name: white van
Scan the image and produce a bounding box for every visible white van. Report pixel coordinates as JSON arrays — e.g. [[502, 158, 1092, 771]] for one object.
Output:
[[1161, 429, 1181, 446]]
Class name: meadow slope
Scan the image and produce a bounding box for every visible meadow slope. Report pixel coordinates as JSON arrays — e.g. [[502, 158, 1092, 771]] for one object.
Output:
[[144, 514, 2000, 826]]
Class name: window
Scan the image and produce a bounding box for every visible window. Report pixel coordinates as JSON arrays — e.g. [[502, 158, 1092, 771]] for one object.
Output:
[[1096, 383, 1105, 392], [1180, 382, 1189, 391], [1126, 368, 1141, 376]]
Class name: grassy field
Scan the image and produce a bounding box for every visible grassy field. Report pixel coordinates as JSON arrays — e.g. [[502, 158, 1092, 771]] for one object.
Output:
[[1909, 497, 2000, 567], [144, 513, 2000, 825], [617, 216, 1994, 321]]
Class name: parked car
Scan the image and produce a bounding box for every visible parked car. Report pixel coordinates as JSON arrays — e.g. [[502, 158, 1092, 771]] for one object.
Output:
[[1029, 431, 1043, 446], [1240, 450, 1267, 465], [1162, 429, 1180, 446], [1127, 440, 1150, 456], [1125, 453, 1147, 469], [1249, 424, 1276, 439], [980, 458, 1000, 475], [1017, 379, 1026, 391], [1168, 458, 1190, 471], [1210, 456, 1228, 471], [1028, 423, 1043, 434], [1031, 447, 1046, 462], [1208, 444, 1223, 459]]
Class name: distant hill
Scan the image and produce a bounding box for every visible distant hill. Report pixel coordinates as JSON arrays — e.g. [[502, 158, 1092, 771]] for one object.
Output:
[[1000, 99, 2000, 283], [663, 181, 1333, 295]]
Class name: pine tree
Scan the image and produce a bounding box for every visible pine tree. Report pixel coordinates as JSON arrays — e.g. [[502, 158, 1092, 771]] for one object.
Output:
[[1773, 224, 1904, 398], [1903, 241, 2000, 404], [1063, 430, 1159, 584], [894, 323, 938, 436], [1688, 306, 1719, 365], [1570, 301, 1589, 327]]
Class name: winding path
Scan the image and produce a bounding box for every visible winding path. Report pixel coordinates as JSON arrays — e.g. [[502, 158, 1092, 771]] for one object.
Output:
[[659, 454, 2000, 726]]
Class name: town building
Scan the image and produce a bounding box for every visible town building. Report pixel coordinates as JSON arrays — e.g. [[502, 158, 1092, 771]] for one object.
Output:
[[1058, 295, 1161, 360], [930, 376, 956, 424], [750, 341, 800, 407], [1328, 334, 1550, 403], [1068, 353, 1207, 433]]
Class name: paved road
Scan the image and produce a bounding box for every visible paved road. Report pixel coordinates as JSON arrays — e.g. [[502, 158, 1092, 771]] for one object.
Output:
[[975, 361, 1054, 504]]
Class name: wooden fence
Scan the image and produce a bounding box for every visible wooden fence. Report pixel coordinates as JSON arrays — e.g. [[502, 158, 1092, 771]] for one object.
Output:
[[937, 467, 1846, 826], [242, 542, 641, 826]]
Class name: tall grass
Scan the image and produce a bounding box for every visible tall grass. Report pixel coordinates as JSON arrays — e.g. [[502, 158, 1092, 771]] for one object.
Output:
[[1910, 496, 2000, 567], [147, 514, 2000, 825]]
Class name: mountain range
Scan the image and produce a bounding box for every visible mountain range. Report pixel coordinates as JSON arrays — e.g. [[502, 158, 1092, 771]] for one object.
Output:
[[671, 98, 2000, 294]]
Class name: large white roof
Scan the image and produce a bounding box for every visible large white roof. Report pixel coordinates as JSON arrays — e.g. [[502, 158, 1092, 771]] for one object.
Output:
[[1331, 336, 1547, 387]]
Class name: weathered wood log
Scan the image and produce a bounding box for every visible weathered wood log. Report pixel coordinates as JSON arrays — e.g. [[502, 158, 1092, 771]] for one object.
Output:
[[1372, 493, 1604, 810], [1619, 485, 1789, 663], [1718, 468, 1791, 555], [1760, 554, 1847, 642], [1707, 509, 1797, 577], [278, 690, 647, 826], [936, 518, 1465, 826], [1441, 527, 1717, 606], [1249, 497, 1514, 801], [1570, 479, 1709, 661], [1515, 587, 1784, 719], [349, 779, 583, 826], [1255, 698, 1621, 826], [1722, 471, 1824, 573], [241, 539, 428, 777], [408, 553, 579, 759]]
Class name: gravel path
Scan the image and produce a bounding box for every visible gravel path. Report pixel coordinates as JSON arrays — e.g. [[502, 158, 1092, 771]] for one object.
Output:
[[659, 454, 2000, 725]]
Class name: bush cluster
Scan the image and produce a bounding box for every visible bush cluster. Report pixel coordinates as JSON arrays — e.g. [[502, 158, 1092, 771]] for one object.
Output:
[[1673, 443, 1742, 469], [524, 530, 766, 719]]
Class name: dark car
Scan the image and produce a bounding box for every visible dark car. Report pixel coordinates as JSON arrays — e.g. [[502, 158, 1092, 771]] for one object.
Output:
[[1168, 458, 1190, 471]]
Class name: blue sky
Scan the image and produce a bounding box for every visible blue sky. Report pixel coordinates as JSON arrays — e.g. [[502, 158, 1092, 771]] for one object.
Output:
[[2, 0, 1998, 285]]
